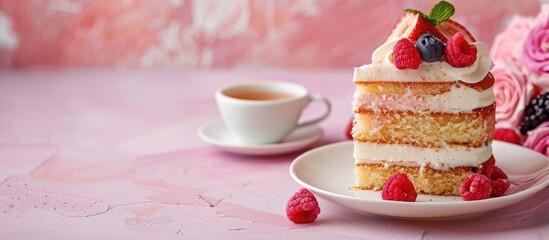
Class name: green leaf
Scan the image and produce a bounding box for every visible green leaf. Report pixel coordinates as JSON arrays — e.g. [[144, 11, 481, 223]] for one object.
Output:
[[428, 1, 455, 25], [403, 9, 429, 20]]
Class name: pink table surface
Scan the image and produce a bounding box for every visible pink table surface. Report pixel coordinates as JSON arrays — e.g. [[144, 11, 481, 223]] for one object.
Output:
[[0, 70, 547, 240]]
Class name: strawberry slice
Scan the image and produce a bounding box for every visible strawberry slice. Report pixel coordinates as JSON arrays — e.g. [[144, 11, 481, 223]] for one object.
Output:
[[385, 12, 447, 43], [436, 19, 476, 43]]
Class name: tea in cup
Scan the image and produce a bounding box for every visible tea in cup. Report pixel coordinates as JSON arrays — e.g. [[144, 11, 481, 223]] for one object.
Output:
[[215, 81, 331, 144]]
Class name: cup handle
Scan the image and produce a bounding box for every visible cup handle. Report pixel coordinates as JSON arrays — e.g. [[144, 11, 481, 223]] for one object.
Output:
[[296, 94, 331, 129]]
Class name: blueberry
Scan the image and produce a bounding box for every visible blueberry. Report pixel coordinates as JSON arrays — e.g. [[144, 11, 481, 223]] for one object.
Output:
[[415, 34, 445, 62]]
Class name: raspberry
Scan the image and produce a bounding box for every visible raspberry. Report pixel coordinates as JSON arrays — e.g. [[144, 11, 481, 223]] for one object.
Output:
[[519, 92, 549, 134], [483, 165, 510, 197], [381, 173, 417, 202], [494, 128, 522, 145], [482, 156, 496, 170], [445, 32, 477, 67], [286, 188, 320, 224], [491, 179, 511, 197], [393, 38, 422, 69], [460, 174, 492, 201]]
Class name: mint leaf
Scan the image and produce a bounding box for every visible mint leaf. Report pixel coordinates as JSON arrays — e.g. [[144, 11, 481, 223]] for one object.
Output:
[[428, 1, 455, 25], [403, 9, 429, 20]]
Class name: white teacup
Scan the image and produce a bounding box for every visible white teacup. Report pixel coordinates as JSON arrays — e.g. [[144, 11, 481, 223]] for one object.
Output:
[[215, 81, 331, 144]]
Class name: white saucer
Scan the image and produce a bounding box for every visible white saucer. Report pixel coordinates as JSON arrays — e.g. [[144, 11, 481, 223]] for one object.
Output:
[[198, 122, 323, 156], [290, 140, 549, 220]]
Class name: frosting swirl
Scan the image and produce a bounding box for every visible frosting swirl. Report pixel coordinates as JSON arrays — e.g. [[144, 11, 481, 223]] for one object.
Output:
[[369, 39, 493, 84]]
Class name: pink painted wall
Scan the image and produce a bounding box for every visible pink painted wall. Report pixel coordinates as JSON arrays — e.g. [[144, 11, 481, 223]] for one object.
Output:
[[0, 0, 541, 69]]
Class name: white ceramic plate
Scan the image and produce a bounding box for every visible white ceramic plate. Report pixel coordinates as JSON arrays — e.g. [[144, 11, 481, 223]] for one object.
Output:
[[290, 140, 549, 219], [198, 122, 323, 156]]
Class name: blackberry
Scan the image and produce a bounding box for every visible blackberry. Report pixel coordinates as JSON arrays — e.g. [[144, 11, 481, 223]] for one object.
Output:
[[519, 92, 549, 134]]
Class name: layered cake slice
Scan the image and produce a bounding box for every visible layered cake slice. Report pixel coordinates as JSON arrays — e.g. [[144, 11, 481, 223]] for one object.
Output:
[[351, 1, 495, 196]]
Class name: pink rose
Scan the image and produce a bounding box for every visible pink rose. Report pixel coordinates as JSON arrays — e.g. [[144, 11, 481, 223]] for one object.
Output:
[[527, 71, 549, 92], [523, 14, 549, 75], [493, 60, 535, 129], [523, 121, 549, 157], [490, 16, 533, 63]]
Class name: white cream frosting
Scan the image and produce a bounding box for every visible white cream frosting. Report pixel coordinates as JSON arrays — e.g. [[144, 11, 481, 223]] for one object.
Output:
[[354, 39, 494, 84], [353, 85, 494, 113], [353, 141, 492, 171]]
